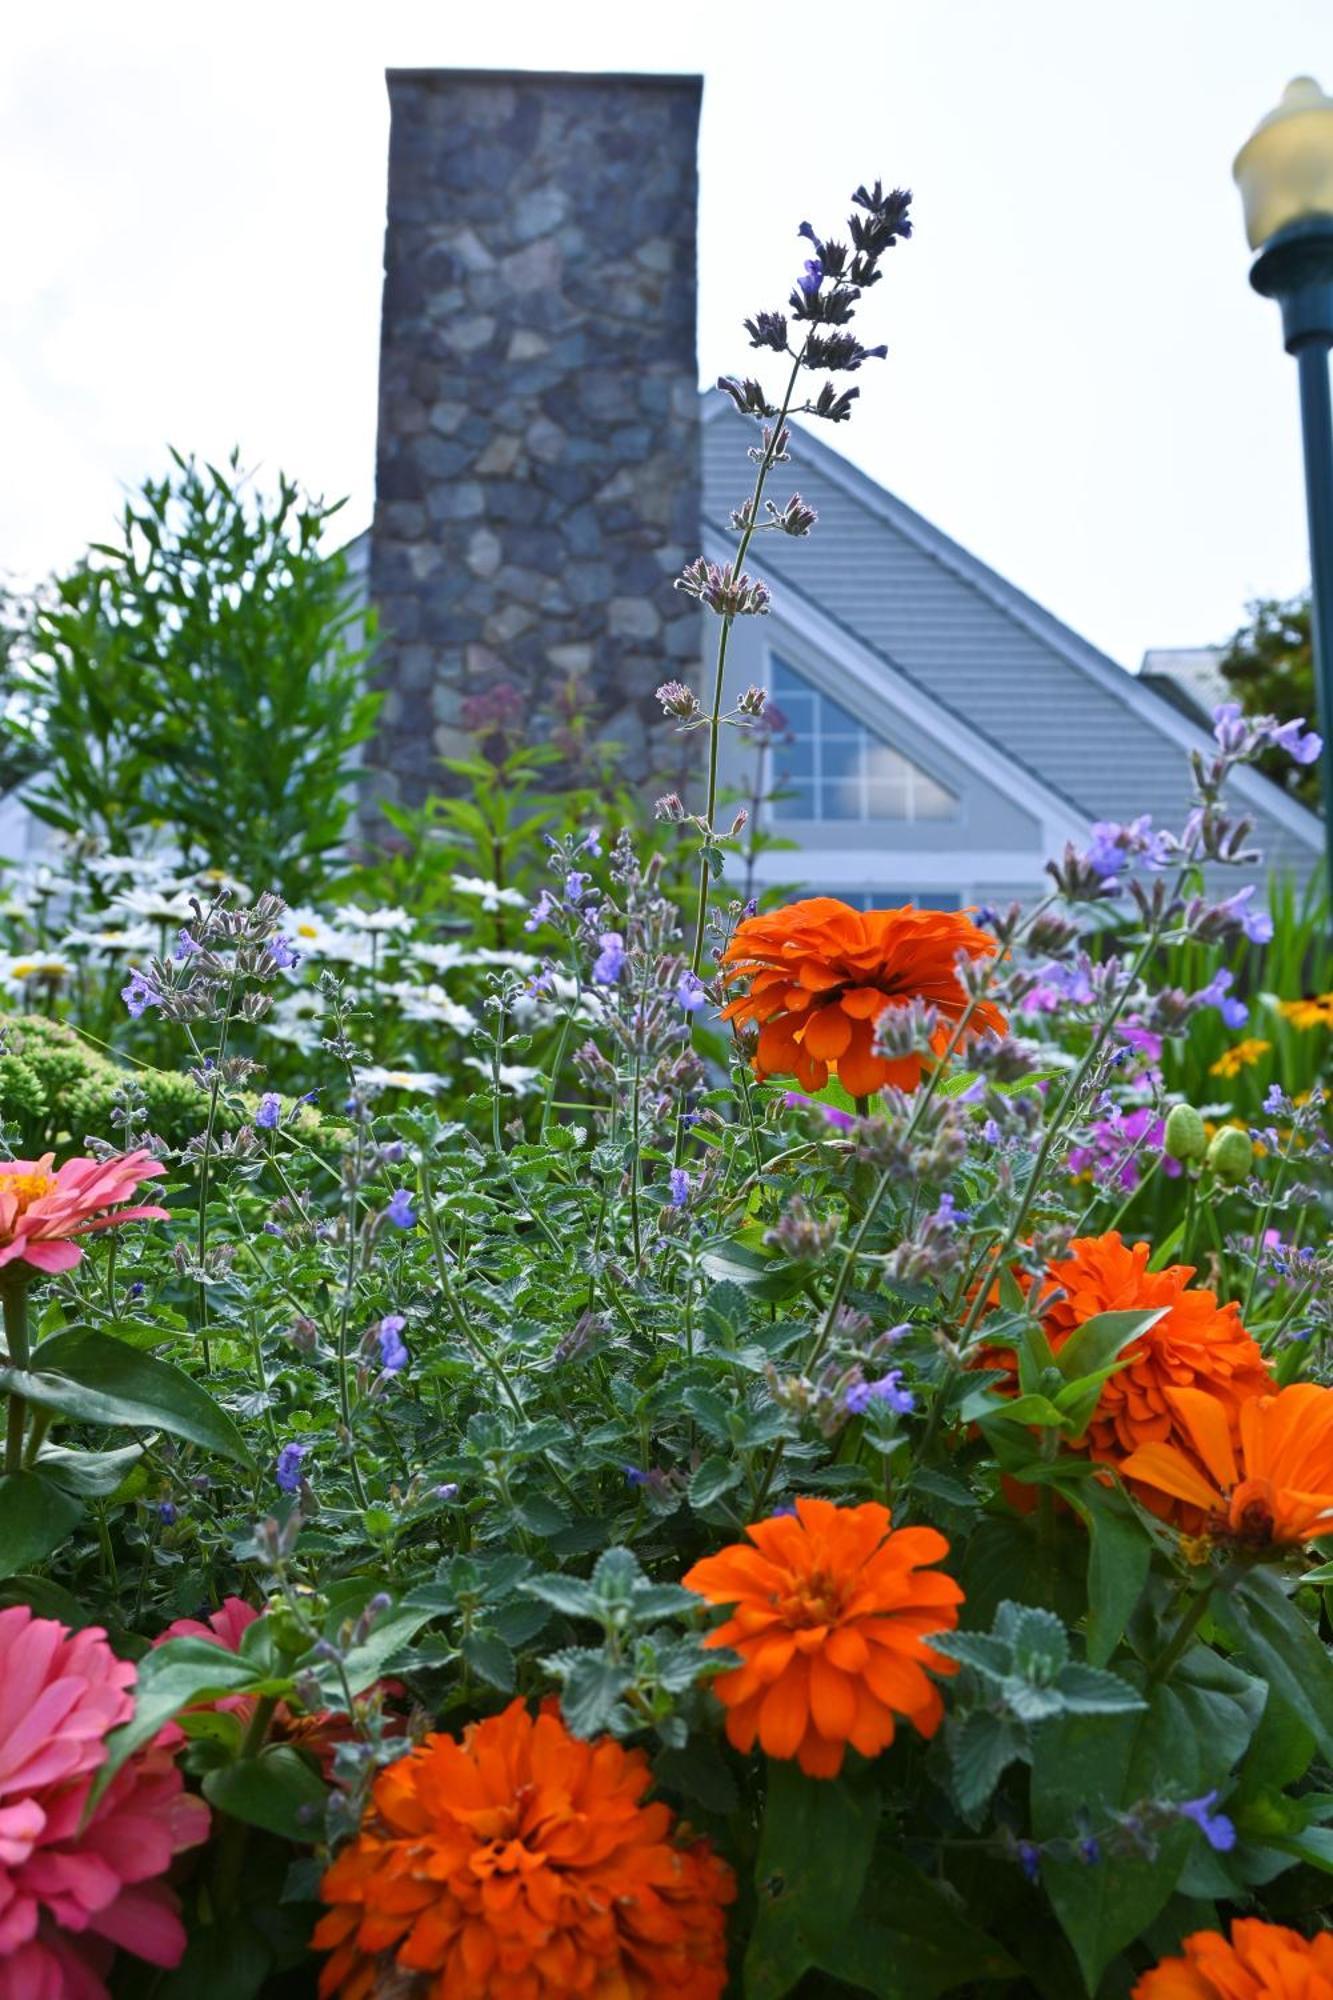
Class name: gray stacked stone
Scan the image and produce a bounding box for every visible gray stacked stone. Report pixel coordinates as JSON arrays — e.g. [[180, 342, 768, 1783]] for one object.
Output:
[[366, 69, 704, 804]]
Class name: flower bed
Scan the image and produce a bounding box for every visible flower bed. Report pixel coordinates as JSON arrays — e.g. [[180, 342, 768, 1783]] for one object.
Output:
[[0, 179, 1331, 2000]]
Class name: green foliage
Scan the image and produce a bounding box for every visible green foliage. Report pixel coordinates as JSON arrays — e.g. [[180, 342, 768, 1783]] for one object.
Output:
[[18, 449, 379, 894], [1221, 593, 1319, 807], [0, 1010, 206, 1151]]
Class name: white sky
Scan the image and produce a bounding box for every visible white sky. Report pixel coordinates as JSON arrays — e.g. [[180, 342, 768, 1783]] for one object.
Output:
[[3, 0, 1332, 669]]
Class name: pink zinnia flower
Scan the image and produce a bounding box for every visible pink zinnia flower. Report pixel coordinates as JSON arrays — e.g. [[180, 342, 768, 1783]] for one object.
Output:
[[0, 1605, 210, 1999], [0, 1151, 169, 1275]]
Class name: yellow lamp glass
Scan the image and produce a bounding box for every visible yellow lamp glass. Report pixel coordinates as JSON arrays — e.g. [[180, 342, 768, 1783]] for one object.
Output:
[[1234, 76, 1333, 251]]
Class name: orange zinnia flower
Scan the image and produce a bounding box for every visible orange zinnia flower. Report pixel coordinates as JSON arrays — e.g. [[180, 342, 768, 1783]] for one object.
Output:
[[1133, 1916, 1333, 1997], [682, 1497, 962, 1779], [0, 1150, 168, 1276], [313, 1699, 734, 2000], [976, 1233, 1273, 1528], [1119, 1382, 1333, 1550], [718, 898, 1005, 1097]]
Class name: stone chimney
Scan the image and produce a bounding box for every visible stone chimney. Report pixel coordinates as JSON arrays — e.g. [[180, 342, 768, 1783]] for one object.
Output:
[[366, 68, 703, 803]]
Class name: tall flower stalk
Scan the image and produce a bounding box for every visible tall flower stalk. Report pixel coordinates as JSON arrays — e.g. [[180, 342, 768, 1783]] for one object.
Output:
[[669, 182, 914, 982]]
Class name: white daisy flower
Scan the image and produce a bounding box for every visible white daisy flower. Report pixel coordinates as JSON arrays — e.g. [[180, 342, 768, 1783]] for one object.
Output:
[[0, 950, 77, 986], [60, 923, 159, 957], [449, 876, 527, 912], [332, 904, 415, 936], [463, 1056, 544, 1097], [471, 948, 541, 972], [109, 887, 199, 924], [385, 983, 479, 1034], [81, 853, 176, 885], [409, 941, 471, 975], [357, 1064, 448, 1095], [188, 866, 254, 904], [263, 991, 325, 1051], [284, 909, 374, 968]]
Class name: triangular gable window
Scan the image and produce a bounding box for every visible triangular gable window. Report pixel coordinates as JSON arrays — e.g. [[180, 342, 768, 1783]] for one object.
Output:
[[767, 658, 958, 823]]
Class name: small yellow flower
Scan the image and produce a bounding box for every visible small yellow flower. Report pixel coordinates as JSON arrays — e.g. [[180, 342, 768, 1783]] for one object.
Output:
[[1277, 993, 1333, 1031], [1209, 1037, 1271, 1079]]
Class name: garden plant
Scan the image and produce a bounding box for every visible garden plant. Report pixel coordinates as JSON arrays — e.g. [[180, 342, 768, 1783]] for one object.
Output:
[[0, 179, 1331, 2000]]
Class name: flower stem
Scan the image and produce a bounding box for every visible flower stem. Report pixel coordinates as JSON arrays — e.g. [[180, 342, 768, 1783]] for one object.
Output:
[[2, 1279, 32, 1476], [1147, 1580, 1215, 1686], [686, 349, 806, 982]]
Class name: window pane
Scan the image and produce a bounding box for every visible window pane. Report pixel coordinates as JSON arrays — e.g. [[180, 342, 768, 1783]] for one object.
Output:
[[763, 656, 958, 825], [865, 777, 911, 820], [913, 773, 957, 820], [818, 692, 863, 735], [820, 738, 863, 820], [772, 736, 814, 779], [772, 778, 815, 819]]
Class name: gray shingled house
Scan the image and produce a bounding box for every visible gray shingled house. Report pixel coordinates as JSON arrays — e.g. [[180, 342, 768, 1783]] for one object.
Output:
[[352, 67, 1323, 909]]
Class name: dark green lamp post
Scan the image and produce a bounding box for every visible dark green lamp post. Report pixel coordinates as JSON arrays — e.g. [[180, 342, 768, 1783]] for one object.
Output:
[[1234, 77, 1333, 908]]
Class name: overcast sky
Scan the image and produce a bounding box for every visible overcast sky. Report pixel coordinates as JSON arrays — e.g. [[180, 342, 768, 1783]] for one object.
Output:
[[4, 0, 1332, 670]]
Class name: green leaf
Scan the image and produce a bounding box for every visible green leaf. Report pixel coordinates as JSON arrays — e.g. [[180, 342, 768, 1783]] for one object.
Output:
[[547, 1652, 633, 1737], [1214, 1569, 1333, 1764], [523, 1573, 601, 1619], [0, 1470, 83, 1576], [34, 1442, 143, 1498], [591, 1545, 645, 1600], [1031, 1684, 1198, 1993], [999, 1602, 1068, 1678], [816, 1848, 1017, 1997], [1054, 1662, 1147, 1715], [698, 1238, 806, 1303], [202, 1744, 327, 1841], [154, 1915, 273, 1998], [743, 1759, 880, 1999], [949, 1710, 1028, 1820], [3, 1329, 253, 1466], [101, 1638, 291, 1790], [1053, 1308, 1165, 1386], [701, 1281, 750, 1346], [690, 1455, 743, 1509], [462, 1631, 516, 1692], [933, 1630, 1014, 1681], [1063, 1480, 1152, 1667], [653, 1737, 739, 1815]]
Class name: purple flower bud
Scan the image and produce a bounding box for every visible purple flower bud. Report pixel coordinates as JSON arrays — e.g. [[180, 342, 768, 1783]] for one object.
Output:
[[676, 972, 706, 1012], [1016, 1840, 1041, 1883], [593, 932, 626, 984], [1178, 1791, 1236, 1852], [255, 1092, 281, 1131], [269, 933, 301, 970], [668, 1167, 691, 1208], [524, 889, 559, 933], [845, 1369, 915, 1417], [385, 1188, 417, 1230], [173, 929, 200, 961], [156, 1501, 177, 1525], [275, 1443, 308, 1494], [378, 1314, 409, 1374], [625, 1465, 649, 1487], [434, 1481, 460, 1502]]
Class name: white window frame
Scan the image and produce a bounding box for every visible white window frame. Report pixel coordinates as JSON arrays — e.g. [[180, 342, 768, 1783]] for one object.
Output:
[[763, 653, 961, 828]]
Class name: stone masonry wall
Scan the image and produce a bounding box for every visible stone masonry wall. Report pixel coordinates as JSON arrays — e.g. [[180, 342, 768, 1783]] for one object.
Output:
[[366, 69, 703, 805]]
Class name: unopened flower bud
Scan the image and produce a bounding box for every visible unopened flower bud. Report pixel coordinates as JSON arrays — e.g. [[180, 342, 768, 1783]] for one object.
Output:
[[654, 792, 686, 822], [729, 808, 750, 837], [1206, 1126, 1253, 1184], [1163, 1103, 1208, 1164], [656, 681, 701, 721], [736, 685, 768, 717]]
